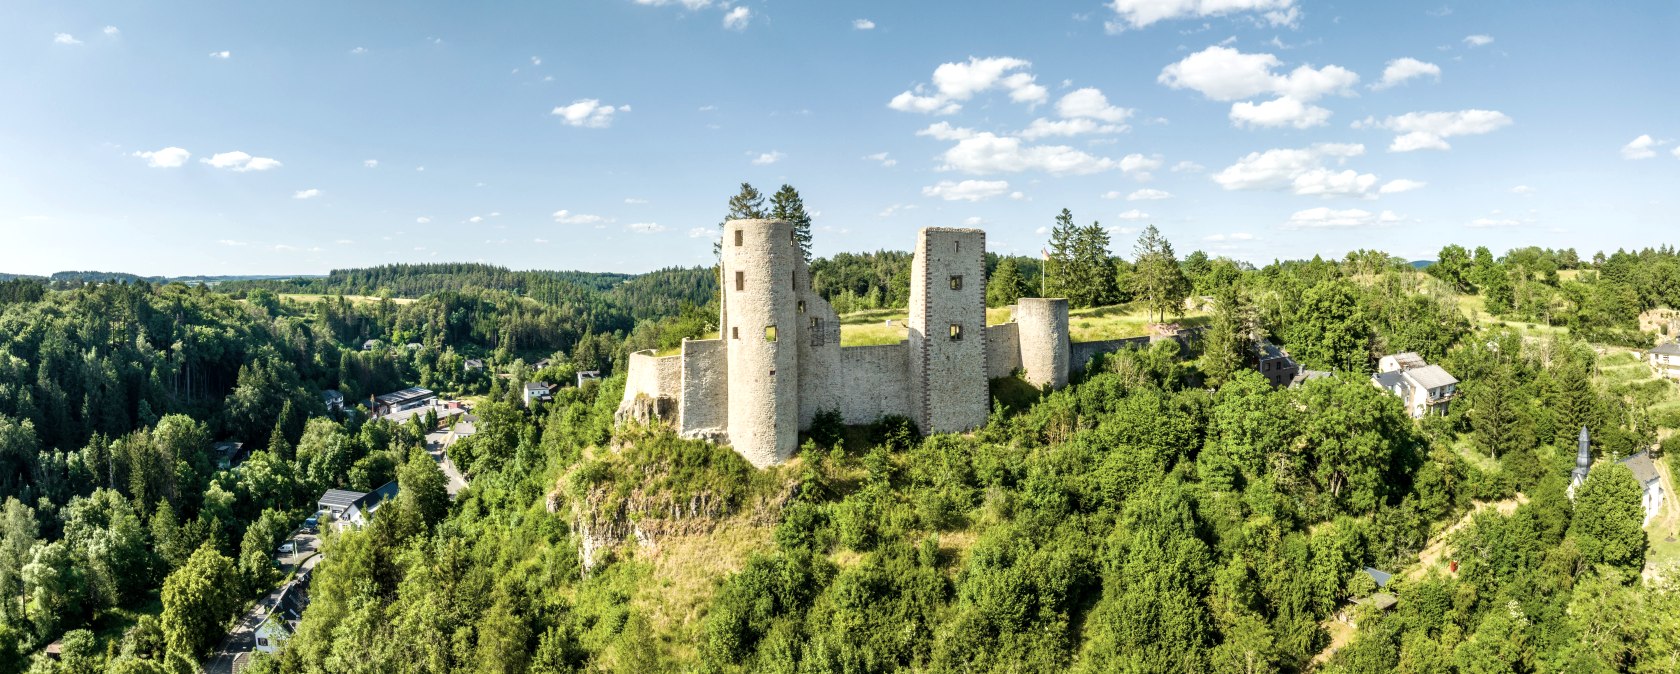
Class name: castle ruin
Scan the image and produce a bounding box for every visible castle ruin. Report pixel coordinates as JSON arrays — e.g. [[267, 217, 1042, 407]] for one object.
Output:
[[617, 218, 1166, 468]]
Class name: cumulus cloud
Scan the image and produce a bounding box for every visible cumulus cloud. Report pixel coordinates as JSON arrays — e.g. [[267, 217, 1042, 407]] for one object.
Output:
[[416, 217, 431, 224], [293, 188, 321, 200], [1115, 209, 1151, 221], [937, 133, 1119, 175], [1056, 87, 1133, 123], [1106, 0, 1297, 31], [1511, 185, 1534, 195], [1214, 142, 1407, 198], [1019, 117, 1127, 140], [750, 150, 785, 165], [1127, 188, 1172, 200], [1463, 34, 1494, 47], [551, 99, 630, 128], [209, 50, 231, 59], [1285, 207, 1402, 228], [350, 46, 367, 54], [853, 18, 875, 30], [1673, 146, 1680, 159], [53, 33, 82, 45], [201, 151, 282, 172], [722, 6, 751, 30], [132, 147, 191, 168], [922, 180, 1012, 201], [1621, 134, 1658, 160], [364, 159, 379, 168], [1372, 58, 1441, 90], [626, 222, 667, 234], [863, 152, 897, 167], [1379, 179, 1427, 194], [888, 56, 1046, 115], [1160, 45, 1356, 128], [553, 210, 606, 225], [103, 26, 120, 36], [1356, 110, 1512, 151], [1120, 153, 1163, 179], [1172, 160, 1205, 173]]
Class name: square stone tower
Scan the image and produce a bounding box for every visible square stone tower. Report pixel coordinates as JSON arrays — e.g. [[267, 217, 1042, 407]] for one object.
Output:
[[907, 227, 988, 434]]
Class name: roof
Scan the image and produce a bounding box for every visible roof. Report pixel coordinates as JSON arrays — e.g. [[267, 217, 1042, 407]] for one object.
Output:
[[374, 387, 434, 406], [321, 390, 344, 401], [1372, 370, 1408, 391], [1254, 341, 1293, 362], [1385, 352, 1427, 369], [1652, 342, 1680, 356], [1291, 369, 1333, 386], [1362, 567, 1394, 588], [1365, 593, 1398, 610], [525, 382, 554, 394], [1402, 364, 1459, 390], [318, 488, 368, 509], [213, 441, 244, 454], [1620, 452, 1662, 485]]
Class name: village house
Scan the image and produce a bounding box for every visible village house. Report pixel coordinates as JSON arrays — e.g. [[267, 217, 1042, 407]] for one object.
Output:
[[1619, 452, 1666, 527], [213, 441, 247, 471], [316, 482, 401, 530], [1372, 352, 1459, 418], [524, 381, 556, 407], [464, 358, 485, 372], [1337, 567, 1397, 628], [576, 370, 601, 387], [254, 574, 310, 654], [1253, 341, 1302, 388], [321, 390, 344, 414], [1649, 342, 1680, 380], [317, 488, 365, 521]]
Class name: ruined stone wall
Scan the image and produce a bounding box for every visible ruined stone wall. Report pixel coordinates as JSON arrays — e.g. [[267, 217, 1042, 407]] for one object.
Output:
[[907, 228, 989, 434], [986, 323, 1021, 379], [622, 351, 680, 401], [720, 219, 800, 468], [1016, 298, 1070, 389], [838, 343, 912, 424], [796, 261, 845, 428], [1069, 337, 1151, 373], [678, 338, 728, 439]]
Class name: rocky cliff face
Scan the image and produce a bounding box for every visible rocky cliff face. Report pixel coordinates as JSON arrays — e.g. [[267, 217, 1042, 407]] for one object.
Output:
[[554, 482, 731, 574], [613, 393, 675, 428]]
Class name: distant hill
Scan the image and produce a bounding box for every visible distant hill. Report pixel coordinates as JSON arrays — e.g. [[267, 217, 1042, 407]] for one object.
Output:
[[1410, 260, 1434, 269], [0, 271, 319, 285]]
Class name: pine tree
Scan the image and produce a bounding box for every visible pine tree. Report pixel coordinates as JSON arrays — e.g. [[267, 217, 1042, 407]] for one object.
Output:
[[267, 421, 293, 462], [770, 185, 813, 262], [1131, 225, 1189, 323], [986, 257, 1027, 307], [1070, 222, 1119, 308], [1043, 209, 1078, 299], [1200, 285, 1262, 386], [716, 182, 768, 257]]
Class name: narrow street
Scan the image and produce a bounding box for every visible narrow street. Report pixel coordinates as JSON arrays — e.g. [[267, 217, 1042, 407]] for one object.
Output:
[[201, 530, 322, 674]]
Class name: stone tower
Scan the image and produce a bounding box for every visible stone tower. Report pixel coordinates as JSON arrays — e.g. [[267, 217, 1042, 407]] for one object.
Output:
[[907, 227, 988, 434], [1015, 298, 1070, 389], [719, 219, 800, 467]]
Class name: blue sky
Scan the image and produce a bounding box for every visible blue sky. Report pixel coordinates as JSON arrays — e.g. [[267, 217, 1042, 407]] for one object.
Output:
[[2, 1, 1677, 276]]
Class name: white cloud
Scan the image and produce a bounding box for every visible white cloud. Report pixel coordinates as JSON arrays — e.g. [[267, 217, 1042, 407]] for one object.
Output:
[[1172, 160, 1205, 173], [364, 159, 379, 168], [1372, 58, 1441, 90], [1116, 209, 1151, 221], [750, 150, 785, 165], [1019, 117, 1127, 140], [1010, 191, 1026, 200], [350, 46, 367, 55], [863, 152, 897, 167], [1213, 142, 1392, 197], [467, 216, 483, 224], [938, 133, 1119, 175], [53, 33, 82, 45], [416, 217, 431, 224], [1358, 110, 1512, 151], [103, 26, 120, 36], [1230, 96, 1331, 128], [1056, 87, 1133, 123], [553, 210, 606, 225], [963, 216, 985, 226], [888, 56, 1045, 115], [1378, 179, 1427, 194], [1204, 232, 1256, 242], [1285, 207, 1402, 228], [627, 222, 667, 234], [551, 99, 630, 128], [722, 6, 751, 30], [853, 18, 875, 30], [1127, 188, 1172, 201], [1469, 217, 1521, 228], [688, 227, 718, 239], [132, 147, 191, 168], [531, 56, 542, 66], [625, 197, 649, 204], [1463, 34, 1494, 47], [201, 151, 282, 172], [209, 51, 231, 59], [1120, 153, 1163, 179], [1621, 134, 1658, 160], [922, 180, 1012, 201], [1106, 0, 1297, 30], [1511, 185, 1534, 195], [916, 122, 977, 141], [293, 189, 321, 200]]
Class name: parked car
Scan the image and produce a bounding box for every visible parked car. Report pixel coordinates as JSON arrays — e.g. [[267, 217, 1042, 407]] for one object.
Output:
[[278, 542, 295, 555], [303, 516, 319, 533]]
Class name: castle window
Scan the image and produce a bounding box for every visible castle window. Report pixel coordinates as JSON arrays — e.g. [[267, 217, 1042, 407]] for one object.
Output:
[[735, 271, 744, 291], [949, 275, 963, 291], [797, 301, 806, 314], [765, 325, 777, 342], [732, 327, 739, 340], [793, 270, 798, 290], [810, 317, 824, 346], [949, 323, 963, 341], [734, 229, 743, 246], [955, 240, 960, 253]]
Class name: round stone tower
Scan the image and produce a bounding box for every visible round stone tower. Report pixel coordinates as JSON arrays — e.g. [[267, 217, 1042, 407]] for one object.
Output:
[[719, 218, 800, 467], [1015, 297, 1070, 390]]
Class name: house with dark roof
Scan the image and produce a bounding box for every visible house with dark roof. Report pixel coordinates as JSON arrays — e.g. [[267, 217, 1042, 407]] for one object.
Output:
[[1649, 342, 1680, 380], [341, 481, 401, 530], [214, 441, 247, 471], [318, 488, 366, 520], [255, 576, 310, 653], [1372, 353, 1459, 418], [372, 387, 435, 417], [524, 381, 556, 407], [1252, 341, 1302, 388], [576, 370, 602, 387], [1290, 369, 1333, 387], [464, 358, 485, 372], [321, 390, 344, 413], [1619, 451, 1666, 526]]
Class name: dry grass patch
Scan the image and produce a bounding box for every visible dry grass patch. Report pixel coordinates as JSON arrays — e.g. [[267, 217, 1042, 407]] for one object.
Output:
[[629, 514, 776, 652]]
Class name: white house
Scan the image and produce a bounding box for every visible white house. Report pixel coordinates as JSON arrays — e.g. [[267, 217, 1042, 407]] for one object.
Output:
[[1372, 352, 1459, 419], [1649, 342, 1680, 381], [254, 578, 309, 653], [523, 382, 555, 407], [1619, 452, 1666, 527]]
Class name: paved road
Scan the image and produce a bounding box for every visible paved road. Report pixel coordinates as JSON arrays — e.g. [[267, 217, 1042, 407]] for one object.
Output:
[[201, 530, 321, 674], [426, 427, 470, 497]]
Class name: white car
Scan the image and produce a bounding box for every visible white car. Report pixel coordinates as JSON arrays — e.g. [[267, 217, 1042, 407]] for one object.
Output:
[[277, 542, 295, 555]]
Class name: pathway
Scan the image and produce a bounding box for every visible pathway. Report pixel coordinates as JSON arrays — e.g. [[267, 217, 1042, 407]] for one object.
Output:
[[202, 530, 321, 674]]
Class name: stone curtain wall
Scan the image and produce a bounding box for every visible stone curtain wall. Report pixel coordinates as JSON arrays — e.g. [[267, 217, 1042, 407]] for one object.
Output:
[[678, 338, 728, 439], [721, 219, 801, 468], [838, 343, 913, 424], [1069, 337, 1152, 374], [623, 351, 680, 402], [795, 262, 846, 428], [986, 323, 1022, 379], [908, 228, 989, 435]]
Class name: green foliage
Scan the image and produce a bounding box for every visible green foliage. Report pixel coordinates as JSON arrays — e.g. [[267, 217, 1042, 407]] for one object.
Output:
[[1567, 463, 1647, 575], [160, 543, 239, 659], [1130, 224, 1189, 322]]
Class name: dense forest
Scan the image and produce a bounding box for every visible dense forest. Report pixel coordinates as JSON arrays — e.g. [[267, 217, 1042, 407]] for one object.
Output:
[[2, 212, 1679, 672]]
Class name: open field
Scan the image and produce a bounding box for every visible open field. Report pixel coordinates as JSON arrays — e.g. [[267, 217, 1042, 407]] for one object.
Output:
[[280, 293, 417, 305], [1454, 293, 1567, 336], [837, 302, 1207, 346]]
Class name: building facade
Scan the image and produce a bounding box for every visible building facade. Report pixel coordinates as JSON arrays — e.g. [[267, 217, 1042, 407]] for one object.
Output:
[[617, 219, 1163, 468], [1372, 351, 1459, 419]]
